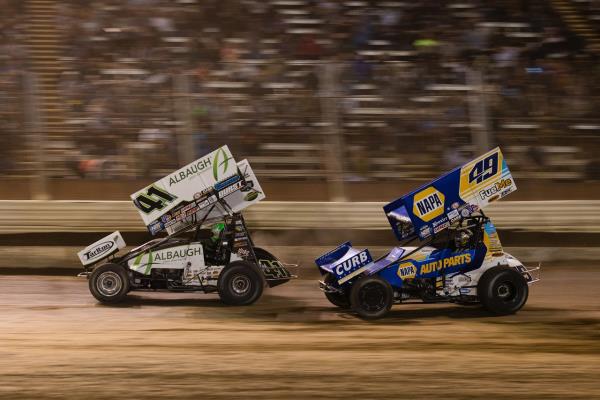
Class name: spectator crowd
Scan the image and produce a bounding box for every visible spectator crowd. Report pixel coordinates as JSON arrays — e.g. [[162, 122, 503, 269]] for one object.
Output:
[[1, 0, 600, 180]]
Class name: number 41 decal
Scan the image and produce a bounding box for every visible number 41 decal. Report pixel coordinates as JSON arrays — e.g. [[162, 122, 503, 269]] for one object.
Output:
[[134, 186, 177, 214]]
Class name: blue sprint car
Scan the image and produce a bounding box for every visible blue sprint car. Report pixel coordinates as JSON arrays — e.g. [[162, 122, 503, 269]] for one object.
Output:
[[316, 148, 539, 319]]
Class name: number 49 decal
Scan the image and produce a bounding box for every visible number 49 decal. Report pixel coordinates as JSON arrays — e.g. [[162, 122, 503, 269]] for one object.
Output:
[[134, 186, 177, 214], [468, 152, 499, 184]]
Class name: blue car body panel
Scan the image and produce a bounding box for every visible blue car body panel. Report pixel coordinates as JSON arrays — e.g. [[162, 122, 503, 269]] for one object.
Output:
[[376, 245, 487, 289], [363, 247, 405, 276]]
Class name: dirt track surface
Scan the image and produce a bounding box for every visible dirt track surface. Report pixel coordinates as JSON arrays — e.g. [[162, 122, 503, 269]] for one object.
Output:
[[1, 266, 599, 399]]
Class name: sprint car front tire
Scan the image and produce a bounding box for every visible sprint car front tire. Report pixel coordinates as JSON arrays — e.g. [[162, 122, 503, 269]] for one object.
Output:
[[478, 266, 528, 315], [218, 261, 264, 306], [89, 263, 130, 304], [323, 273, 350, 308], [350, 275, 393, 320]]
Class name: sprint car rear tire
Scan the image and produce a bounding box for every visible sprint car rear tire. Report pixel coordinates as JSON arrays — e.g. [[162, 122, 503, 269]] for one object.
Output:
[[89, 263, 130, 304], [478, 266, 528, 315], [350, 275, 393, 320], [218, 261, 264, 306], [323, 273, 350, 308]]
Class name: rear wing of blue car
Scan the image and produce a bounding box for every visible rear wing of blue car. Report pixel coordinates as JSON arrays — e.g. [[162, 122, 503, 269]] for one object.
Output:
[[316, 243, 408, 285], [315, 242, 374, 284], [384, 147, 517, 242]]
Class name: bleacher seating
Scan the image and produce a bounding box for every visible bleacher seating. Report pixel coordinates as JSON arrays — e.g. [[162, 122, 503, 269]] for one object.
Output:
[[1, 0, 599, 181]]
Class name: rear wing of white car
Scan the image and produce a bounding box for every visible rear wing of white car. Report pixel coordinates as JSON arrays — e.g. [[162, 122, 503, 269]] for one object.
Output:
[[130, 145, 265, 235]]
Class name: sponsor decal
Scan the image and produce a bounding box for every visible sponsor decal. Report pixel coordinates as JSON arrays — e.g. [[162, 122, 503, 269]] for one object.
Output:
[[396, 262, 417, 279], [447, 209, 460, 223], [419, 225, 432, 237], [133, 250, 153, 274], [432, 218, 450, 233], [420, 252, 472, 274], [213, 147, 233, 180], [479, 178, 513, 201], [149, 221, 164, 235], [334, 251, 372, 277], [244, 191, 259, 201], [153, 247, 202, 261], [78, 231, 126, 266], [84, 241, 114, 261], [483, 221, 504, 257], [214, 174, 241, 191], [129, 245, 204, 275], [236, 248, 250, 258], [218, 180, 244, 197], [168, 157, 213, 187], [413, 186, 445, 222]]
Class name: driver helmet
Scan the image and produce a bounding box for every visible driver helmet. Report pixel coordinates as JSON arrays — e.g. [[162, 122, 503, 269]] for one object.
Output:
[[210, 222, 225, 242], [455, 229, 472, 248]]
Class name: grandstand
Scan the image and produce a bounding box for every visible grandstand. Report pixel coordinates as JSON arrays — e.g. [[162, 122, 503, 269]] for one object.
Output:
[[1, 0, 599, 184]]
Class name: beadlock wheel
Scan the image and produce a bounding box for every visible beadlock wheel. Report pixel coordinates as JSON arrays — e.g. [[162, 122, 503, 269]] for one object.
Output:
[[496, 281, 516, 301], [350, 275, 393, 320], [478, 266, 528, 315], [217, 261, 264, 306], [230, 274, 251, 295], [89, 263, 130, 304], [96, 271, 123, 297], [358, 282, 387, 312]]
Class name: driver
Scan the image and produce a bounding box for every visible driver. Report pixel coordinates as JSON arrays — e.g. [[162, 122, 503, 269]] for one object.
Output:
[[454, 228, 472, 249], [210, 222, 225, 243], [202, 222, 226, 264]]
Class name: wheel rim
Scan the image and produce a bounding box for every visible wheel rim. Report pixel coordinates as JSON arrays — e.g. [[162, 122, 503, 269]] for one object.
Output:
[[358, 282, 386, 312], [496, 281, 517, 302], [96, 271, 123, 297], [231, 274, 252, 296]]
